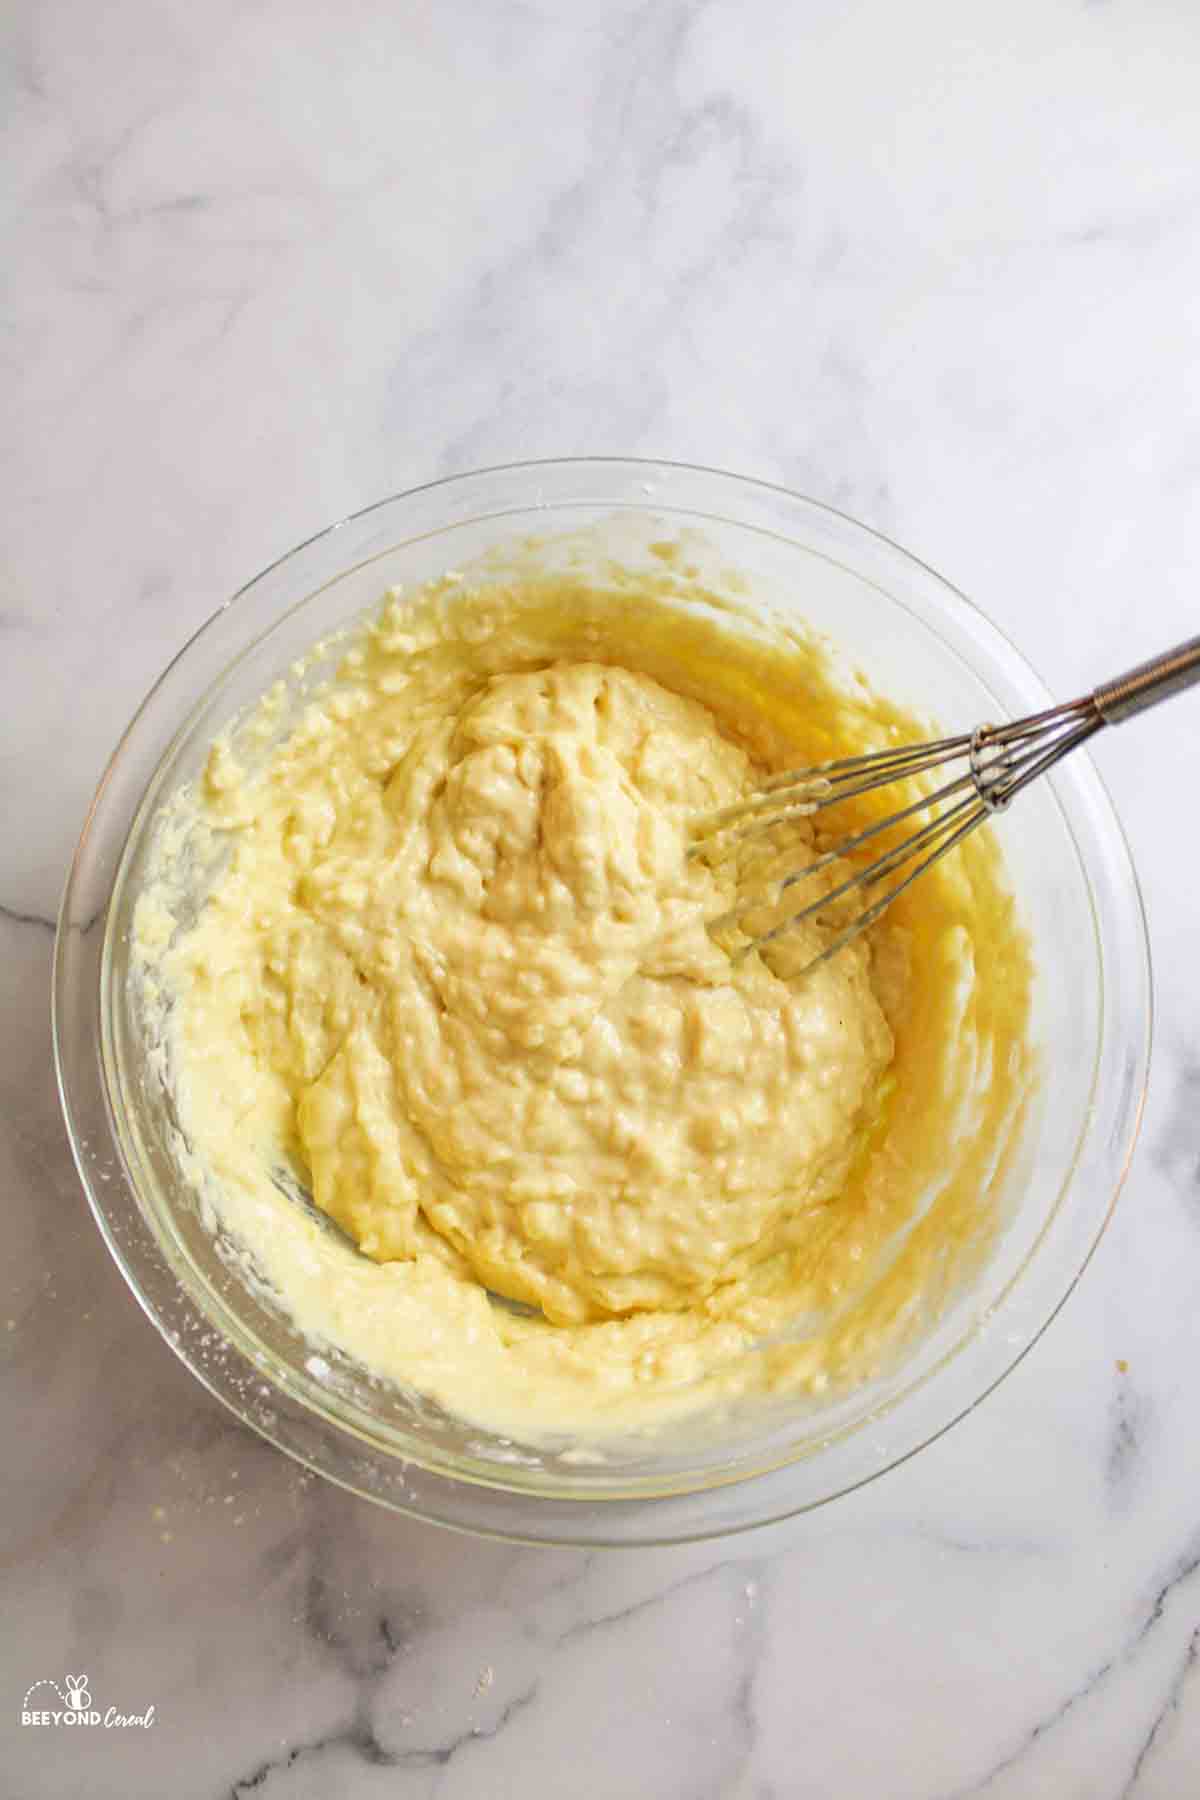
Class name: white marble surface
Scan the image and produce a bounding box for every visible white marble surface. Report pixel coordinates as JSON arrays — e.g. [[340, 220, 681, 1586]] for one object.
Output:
[[4, 1, 1200, 1793]]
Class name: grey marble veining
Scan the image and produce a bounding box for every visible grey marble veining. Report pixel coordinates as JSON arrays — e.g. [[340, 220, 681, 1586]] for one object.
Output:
[[4, 1, 1200, 1794]]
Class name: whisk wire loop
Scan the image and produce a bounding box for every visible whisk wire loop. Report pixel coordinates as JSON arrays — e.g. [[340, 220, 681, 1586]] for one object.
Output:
[[691, 632, 1200, 974]]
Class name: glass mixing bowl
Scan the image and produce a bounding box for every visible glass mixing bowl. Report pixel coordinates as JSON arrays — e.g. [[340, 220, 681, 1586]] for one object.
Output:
[[53, 459, 1151, 1545]]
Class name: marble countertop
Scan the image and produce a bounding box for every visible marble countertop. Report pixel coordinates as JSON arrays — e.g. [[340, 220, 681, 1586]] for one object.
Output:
[[5, 1, 1200, 1794]]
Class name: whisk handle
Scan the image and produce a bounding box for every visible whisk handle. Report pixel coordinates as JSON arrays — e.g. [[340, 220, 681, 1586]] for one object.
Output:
[[1091, 634, 1200, 724]]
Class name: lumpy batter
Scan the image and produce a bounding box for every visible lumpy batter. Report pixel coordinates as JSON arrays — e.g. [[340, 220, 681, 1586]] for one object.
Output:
[[136, 551, 1033, 1439]]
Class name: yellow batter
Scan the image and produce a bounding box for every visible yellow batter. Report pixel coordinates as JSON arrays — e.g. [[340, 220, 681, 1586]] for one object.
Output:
[[136, 549, 1034, 1440]]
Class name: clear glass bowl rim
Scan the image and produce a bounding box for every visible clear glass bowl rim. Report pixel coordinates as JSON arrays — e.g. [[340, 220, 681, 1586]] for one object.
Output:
[[52, 456, 1153, 1546]]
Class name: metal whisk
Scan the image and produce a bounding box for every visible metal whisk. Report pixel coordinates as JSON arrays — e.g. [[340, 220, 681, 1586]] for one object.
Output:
[[692, 634, 1200, 973]]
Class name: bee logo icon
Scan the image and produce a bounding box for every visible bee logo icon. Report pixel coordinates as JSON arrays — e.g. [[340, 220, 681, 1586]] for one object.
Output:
[[64, 1676, 91, 1711]]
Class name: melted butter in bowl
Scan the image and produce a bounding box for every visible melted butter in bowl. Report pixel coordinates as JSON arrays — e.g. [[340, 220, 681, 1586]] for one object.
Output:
[[133, 554, 1035, 1444]]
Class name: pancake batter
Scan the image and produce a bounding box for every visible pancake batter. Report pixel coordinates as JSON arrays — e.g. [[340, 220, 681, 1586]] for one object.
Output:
[[135, 551, 1033, 1439]]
